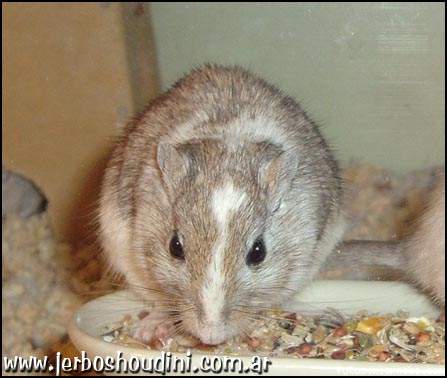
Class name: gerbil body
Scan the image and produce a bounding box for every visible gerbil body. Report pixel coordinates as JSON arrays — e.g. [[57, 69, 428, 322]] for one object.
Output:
[[98, 65, 346, 344], [323, 170, 445, 305], [404, 171, 444, 304]]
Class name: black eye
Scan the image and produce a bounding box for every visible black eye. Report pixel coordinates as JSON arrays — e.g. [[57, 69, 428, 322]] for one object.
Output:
[[246, 237, 266, 266], [169, 233, 185, 260]]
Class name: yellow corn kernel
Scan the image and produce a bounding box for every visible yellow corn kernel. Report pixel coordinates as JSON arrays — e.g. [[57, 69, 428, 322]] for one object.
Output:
[[356, 317, 387, 335], [407, 317, 433, 332]]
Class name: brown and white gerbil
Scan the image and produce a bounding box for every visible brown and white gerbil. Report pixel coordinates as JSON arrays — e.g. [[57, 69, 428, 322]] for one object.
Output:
[[98, 64, 444, 345], [98, 64, 347, 344], [404, 171, 444, 305], [323, 170, 445, 305]]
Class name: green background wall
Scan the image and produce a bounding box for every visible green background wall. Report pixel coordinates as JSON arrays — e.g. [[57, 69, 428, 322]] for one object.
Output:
[[148, 2, 445, 173]]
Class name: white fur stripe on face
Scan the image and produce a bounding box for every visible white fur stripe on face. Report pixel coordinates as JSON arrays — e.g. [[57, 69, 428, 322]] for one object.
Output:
[[200, 180, 247, 324]]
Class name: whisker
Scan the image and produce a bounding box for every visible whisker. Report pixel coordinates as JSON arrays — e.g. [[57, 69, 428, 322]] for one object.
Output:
[[232, 308, 290, 324]]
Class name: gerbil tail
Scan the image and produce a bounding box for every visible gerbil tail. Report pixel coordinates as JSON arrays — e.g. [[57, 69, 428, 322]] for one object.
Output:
[[319, 240, 405, 281]]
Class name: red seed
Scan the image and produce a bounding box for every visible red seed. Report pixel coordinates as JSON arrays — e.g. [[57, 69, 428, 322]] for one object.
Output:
[[247, 337, 261, 350], [331, 350, 346, 360], [415, 332, 431, 344], [149, 338, 164, 350], [333, 327, 347, 337], [296, 343, 313, 356], [195, 342, 217, 351], [377, 351, 390, 362]]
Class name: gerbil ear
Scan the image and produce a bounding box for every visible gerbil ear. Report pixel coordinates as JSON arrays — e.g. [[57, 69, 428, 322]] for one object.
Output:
[[157, 141, 198, 196], [256, 142, 297, 212]]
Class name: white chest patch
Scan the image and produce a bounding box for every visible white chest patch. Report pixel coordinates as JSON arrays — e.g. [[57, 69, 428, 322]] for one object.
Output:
[[200, 181, 247, 324]]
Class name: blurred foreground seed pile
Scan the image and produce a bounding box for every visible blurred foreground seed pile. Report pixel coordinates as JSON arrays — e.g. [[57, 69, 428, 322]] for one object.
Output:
[[2, 214, 81, 358]]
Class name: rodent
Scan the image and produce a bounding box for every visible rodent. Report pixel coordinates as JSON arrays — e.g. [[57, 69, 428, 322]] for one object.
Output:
[[98, 64, 444, 345], [403, 171, 444, 305], [98, 64, 346, 344], [323, 170, 445, 306]]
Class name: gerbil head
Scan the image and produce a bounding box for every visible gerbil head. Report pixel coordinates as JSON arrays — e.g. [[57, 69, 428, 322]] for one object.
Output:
[[145, 138, 300, 344]]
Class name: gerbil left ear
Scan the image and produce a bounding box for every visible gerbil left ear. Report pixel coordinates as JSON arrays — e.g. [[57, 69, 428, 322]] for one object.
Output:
[[256, 143, 297, 212]]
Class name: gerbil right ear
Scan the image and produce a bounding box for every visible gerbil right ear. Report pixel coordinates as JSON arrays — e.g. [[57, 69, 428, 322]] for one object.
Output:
[[157, 141, 197, 198]]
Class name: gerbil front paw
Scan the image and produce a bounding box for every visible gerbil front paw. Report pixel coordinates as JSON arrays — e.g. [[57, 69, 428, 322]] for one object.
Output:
[[132, 311, 173, 346]]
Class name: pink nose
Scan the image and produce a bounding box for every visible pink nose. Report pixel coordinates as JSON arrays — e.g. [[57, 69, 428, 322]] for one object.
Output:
[[196, 323, 228, 345]]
